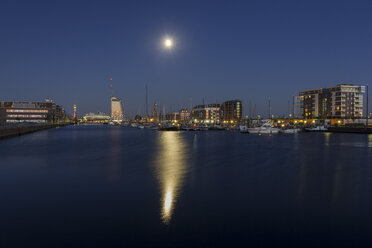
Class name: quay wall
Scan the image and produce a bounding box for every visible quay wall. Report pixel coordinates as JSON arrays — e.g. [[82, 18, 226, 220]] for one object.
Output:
[[327, 127, 372, 134], [0, 124, 69, 140]]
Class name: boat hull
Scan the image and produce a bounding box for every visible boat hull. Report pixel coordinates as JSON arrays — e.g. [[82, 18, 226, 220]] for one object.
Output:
[[159, 127, 179, 131], [305, 126, 328, 132], [280, 128, 301, 134], [248, 128, 280, 134]]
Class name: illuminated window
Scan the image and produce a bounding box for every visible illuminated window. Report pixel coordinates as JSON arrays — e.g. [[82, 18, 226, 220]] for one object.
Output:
[[7, 114, 46, 118], [6, 109, 48, 113]]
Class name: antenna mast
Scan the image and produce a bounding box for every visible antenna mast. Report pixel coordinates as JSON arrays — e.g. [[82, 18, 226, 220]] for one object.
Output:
[[109, 78, 113, 98]]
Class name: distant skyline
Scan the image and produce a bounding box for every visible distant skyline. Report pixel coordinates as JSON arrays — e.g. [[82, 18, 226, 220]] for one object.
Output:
[[1, 0, 371, 117]]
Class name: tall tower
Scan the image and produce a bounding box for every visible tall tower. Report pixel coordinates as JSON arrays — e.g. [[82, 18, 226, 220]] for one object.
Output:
[[153, 102, 158, 122], [109, 78, 113, 98], [111, 97, 124, 122], [109, 78, 124, 123], [73, 104, 77, 119]]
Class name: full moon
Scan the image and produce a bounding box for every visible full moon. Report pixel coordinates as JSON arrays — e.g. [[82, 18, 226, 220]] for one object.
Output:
[[164, 38, 173, 48]]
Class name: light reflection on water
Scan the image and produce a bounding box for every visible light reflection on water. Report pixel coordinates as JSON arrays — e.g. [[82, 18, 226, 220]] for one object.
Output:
[[324, 132, 331, 146], [324, 132, 372, 148], [2, 127, 372, 246], [107, 128, 122, 182], [154, 132, 189, 224]]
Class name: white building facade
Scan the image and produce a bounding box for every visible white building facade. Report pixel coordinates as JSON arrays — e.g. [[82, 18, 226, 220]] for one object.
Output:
[[111, 96, 124, 122]]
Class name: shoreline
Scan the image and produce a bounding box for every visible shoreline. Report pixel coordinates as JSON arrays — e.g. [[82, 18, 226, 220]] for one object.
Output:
[[0, 124, 69, 140]]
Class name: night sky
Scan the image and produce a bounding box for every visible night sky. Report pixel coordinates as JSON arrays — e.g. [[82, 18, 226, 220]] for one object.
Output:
[[1, 0, 371, 117]]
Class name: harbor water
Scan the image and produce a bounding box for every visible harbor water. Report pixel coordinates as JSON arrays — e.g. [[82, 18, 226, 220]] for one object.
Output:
[[1, 126, 372, 247]]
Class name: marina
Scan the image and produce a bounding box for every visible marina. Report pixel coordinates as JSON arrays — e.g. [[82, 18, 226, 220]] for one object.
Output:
[[117, 120, 372, 135], [1, 126, 372, 247], [2, 1, 372, 246]]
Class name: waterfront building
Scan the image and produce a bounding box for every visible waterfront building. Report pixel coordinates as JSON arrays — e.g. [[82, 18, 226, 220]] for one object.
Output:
[[164, 112, 179, 122], [179, 109, 190, 122], [111, 96, 124, 122], [295, 84, 365, 119], [220, 100, 242, 122], [0, 100, 66, 125], [83, 112, 110, 123], [191, 104, 220, 123], [162, 109, 190, 122], [134, 115, 143, 121]]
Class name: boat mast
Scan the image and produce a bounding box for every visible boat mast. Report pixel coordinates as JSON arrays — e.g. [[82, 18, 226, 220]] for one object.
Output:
[[268, 98, 272, 119], [366, 84, 369, 127], [145, 84, 148, 120]]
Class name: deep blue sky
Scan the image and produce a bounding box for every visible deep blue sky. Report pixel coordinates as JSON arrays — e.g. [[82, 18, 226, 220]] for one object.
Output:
[[1, 0, 371, 117]]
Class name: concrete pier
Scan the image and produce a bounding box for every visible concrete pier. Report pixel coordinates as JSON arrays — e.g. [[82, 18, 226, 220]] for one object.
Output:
[[327, 126, 372, 134]]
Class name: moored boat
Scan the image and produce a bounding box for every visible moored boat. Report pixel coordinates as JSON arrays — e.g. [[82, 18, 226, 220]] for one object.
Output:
[[197, 125, 209, 131], [247, 122, 280, 134], [181, 126, 194, 131], [239, 126, 248, 133], [208, 126, 225, 131], [159, 123, 179, 131], [305, 126, 328, 132]]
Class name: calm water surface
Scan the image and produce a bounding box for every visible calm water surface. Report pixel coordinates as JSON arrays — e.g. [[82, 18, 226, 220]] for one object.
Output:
[[1, 126, 372, 247]]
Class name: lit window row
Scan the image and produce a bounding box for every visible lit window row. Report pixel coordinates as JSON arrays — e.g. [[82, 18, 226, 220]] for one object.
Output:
[[6, 119, 47, 123], [7, 114, 47, 118], [6, 109, 48, 113]]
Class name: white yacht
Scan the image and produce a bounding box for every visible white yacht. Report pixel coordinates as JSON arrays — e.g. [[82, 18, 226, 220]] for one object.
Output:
[[305, 126, 328, 132], [239, 126, 248, 133], [247, 122, 280, 134]]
